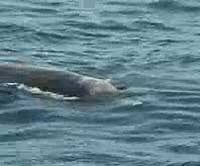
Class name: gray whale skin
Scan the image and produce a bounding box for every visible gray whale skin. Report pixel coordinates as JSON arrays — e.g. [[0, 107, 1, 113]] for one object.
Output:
[[0, 63, 119, 97]]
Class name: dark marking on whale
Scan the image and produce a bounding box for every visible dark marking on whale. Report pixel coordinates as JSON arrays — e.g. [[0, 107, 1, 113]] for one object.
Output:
[[0, 63, 121, 97]]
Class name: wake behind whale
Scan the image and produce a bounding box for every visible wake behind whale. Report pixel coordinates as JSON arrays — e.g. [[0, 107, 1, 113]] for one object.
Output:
[[0, 63, 121, 98]]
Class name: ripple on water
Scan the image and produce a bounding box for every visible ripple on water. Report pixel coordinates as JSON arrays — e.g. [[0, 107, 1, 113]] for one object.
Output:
[[0, 108, 48, 124], [132, 20, 178, 31], [148, 0, 200, 13], [0, 0, 200, 165], [0, 128, 61, 142]]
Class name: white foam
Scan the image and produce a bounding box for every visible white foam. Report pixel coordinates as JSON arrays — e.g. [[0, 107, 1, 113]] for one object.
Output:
[[122, 99, 143, 106], [2, 82, 19, 86], [2, 83, 79, 101], [114, 96, 143, 107]]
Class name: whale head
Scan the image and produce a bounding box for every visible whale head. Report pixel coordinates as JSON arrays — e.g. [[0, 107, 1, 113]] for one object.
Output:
[[80, 77, 118, 96]]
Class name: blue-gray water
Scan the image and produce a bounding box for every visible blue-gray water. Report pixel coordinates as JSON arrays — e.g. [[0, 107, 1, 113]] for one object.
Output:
[[0, 0, 200, 165]]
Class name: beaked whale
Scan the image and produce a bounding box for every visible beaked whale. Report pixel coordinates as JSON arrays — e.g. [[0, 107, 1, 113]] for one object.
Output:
[[0, 63, 121, 97]]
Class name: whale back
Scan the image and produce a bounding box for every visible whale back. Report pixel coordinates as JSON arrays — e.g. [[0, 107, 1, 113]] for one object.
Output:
[[0, 63, 119, 97]]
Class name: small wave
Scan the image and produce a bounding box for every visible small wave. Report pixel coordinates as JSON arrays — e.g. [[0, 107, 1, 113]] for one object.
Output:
[[100, 8, 146, 18], [3, 83, 79, 101], [66, 20, 133, 32], [0, 22, 30, 33], [161, 144, 200, 155], [75, 29, 111, 38], [155, 39, 187, 46], [0, 108, 46, 124], [105, 1, 144, 7], [0, 128, 60, 142], [149, 0, 200, 13], [133, 20, 177, 31], [34, 30, 71, 43], [29, 7, 58, 14], [32, 1, 63, 7], [0, 85, 17, 105], [0, 48, 19, 53], [167, 161, 200, 166], [179, 55, 200, 65], [148, 110, 200, 123]]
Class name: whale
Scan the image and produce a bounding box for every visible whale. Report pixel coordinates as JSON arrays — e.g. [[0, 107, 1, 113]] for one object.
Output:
[[0, 63, 121, 97]]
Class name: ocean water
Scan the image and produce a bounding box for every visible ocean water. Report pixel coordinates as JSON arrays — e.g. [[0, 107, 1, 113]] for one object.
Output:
[[0, 0, 200, 165]]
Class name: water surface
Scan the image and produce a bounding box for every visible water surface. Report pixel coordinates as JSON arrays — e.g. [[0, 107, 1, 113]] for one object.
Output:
[[0, 0, 200, 165]]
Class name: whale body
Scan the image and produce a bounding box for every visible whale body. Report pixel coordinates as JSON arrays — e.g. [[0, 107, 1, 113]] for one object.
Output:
[[0, 63, 119, 97]]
